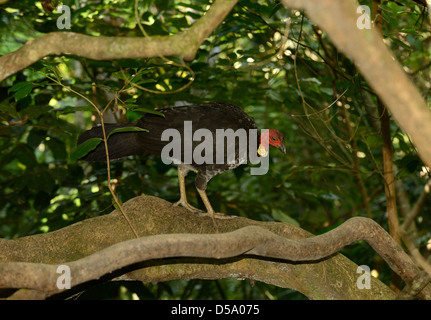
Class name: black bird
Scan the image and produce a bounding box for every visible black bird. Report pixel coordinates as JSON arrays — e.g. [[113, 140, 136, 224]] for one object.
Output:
[[78, 102, 286, 220]]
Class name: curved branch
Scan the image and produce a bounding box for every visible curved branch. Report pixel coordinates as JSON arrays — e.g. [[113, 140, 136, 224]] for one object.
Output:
[[0, 0, 238, 81], [0, 218, 417, 287], [0, 195, 429, 299]]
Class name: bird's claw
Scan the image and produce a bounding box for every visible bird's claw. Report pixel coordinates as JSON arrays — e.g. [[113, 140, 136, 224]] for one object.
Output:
[[198, 211, 236, 220], [172, 199, 203, 214]]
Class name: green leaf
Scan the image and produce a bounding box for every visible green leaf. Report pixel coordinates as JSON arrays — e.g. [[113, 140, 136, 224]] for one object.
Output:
[[0, 99, 19, 118], [112, 198, 123, 211], [395, 153, 422, 178], [8, 82, 32, 93], [56, 105, 95, 115], [20, 105, 52, 119], [107, 126, 149, 139], [8, 81, 35, 101], [46, 137, 68, 160], [272, 209, 300, 227], [70, 138, 103, 162], [128, 107, 165, 117], [27, 128, 46, 148], [13, 143, 38, 167]]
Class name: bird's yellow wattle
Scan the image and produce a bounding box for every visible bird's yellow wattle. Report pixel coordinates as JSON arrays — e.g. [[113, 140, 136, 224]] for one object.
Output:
[[257, 144, 268, 157]]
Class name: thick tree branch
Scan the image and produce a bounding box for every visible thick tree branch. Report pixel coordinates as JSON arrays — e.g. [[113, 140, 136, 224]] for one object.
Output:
[[0, 0, 238, 81], [372, 0, 400, 248], [1, 195, 430, 300], [397, 271, 431, 300]]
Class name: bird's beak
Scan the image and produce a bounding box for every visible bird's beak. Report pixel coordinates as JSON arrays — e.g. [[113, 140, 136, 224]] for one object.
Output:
[[278, 144, 286, 154]]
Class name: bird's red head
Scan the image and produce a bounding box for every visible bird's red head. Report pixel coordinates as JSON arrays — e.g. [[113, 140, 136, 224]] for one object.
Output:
[[258, 129, 286, 156]]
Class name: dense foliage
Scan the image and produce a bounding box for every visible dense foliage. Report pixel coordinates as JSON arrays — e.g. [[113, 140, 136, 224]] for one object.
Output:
[[1, 0, 430, 299]]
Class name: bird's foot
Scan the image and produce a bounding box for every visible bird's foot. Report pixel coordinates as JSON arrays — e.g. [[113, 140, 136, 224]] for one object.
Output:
[[198, 211, 237, 234], [172, 199, 203, 214]]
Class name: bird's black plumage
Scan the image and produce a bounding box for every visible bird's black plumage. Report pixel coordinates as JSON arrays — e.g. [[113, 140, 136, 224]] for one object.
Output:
[[78, 102, 285, 218], [78, 102, 258, 189]]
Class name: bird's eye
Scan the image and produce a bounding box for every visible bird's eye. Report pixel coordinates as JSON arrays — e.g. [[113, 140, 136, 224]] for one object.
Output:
[[272, 136, 277, 141]]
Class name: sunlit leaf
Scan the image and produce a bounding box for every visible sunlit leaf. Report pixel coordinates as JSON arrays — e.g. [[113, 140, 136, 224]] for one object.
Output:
[[127, 107, 165, 117], [106, 126, 149, 139]]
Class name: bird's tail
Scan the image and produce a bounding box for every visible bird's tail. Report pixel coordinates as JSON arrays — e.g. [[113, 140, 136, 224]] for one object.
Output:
[[77, 123, 147, 161]]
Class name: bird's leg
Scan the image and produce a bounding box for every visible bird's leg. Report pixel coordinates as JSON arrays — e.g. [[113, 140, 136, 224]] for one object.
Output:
[[196, 188, 235, 219], [196, 188, 215, 215], [172, 167, 202, 213], [196, 187, 219, 231], [196, 187, 236, 232]]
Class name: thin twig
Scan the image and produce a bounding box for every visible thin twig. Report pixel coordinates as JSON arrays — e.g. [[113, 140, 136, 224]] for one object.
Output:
[[41, 71, 139, 238]]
